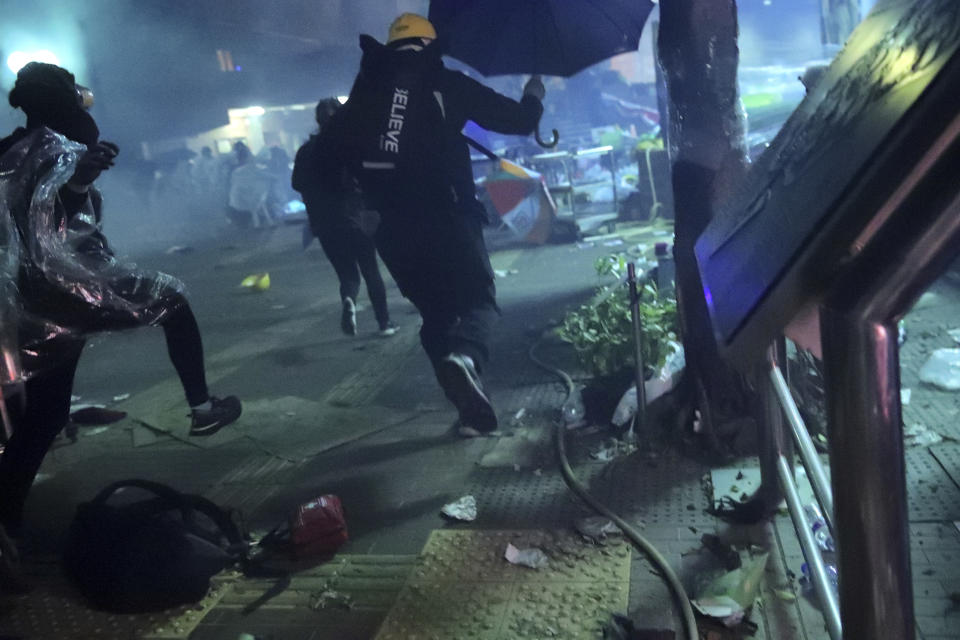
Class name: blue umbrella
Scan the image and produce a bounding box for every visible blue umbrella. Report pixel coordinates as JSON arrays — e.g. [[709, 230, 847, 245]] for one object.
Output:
[[428, 0, 655, 78]]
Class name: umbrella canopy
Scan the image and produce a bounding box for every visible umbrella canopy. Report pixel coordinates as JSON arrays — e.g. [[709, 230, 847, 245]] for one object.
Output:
[[478, 159, 557, 244], [428, 0, 655, 78]]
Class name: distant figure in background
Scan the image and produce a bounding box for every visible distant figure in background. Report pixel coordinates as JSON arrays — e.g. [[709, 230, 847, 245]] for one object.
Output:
[[0, 62, 241, 540], [192, 145, 220, 193], [227, 141, 275, 229], [265, 146, 294, 220], [293, 98, 397, 337]]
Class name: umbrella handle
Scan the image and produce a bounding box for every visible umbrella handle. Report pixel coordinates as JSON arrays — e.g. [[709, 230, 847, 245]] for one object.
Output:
[[535, 125, 559, 148]]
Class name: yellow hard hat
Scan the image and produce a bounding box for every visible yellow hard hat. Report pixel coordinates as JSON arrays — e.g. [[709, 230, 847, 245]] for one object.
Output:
[[387, 13, 436, 44]]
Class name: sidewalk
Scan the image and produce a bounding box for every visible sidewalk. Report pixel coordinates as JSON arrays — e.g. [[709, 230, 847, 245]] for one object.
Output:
[[1, 221, 958, 639]]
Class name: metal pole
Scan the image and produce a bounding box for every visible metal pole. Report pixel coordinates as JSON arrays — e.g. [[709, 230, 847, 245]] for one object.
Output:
[[821, 310, 914, 640], [755, 342, 792, 511], [776, 454, 843, 640], [627, 262, 647, 435], [769, 364, 835, 529]]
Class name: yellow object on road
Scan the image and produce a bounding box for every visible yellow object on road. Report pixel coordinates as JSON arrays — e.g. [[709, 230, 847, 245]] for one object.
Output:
[[240, 273, 271, 291]]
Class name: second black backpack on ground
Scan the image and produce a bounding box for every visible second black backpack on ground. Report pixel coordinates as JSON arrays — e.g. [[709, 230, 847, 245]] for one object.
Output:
[[62, 479, 246, 613]]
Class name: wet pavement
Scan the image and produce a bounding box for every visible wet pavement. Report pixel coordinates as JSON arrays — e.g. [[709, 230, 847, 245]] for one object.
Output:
[[2, 219, 959, 639]]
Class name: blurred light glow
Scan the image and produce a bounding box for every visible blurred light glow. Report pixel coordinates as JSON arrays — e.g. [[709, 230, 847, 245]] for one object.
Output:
[[244, 106, 265, 117], [337, 95, 349, 104], [6, 49, 61, 74]]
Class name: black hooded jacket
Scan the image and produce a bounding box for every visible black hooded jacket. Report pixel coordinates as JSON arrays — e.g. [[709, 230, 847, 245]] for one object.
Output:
[[342, 35, 543, 217]]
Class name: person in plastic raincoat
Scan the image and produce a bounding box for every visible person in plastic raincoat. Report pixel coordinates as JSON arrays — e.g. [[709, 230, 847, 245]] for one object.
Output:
[[0, 63, 242, 539]]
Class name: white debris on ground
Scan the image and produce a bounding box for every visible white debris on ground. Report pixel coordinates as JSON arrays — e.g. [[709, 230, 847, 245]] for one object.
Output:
[[440, 495, 478, 522], [504, 543, 549, 569], [919, 348, 960, 391]]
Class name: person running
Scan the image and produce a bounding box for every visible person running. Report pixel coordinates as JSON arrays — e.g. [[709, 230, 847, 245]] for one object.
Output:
[[292, 97, 397, 337], [328, 14, 545, 435], [0, 62, 241, 536]]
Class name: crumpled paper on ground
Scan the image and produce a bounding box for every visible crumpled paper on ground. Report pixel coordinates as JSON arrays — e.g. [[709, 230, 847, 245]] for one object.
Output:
[[440, 495, 477, 522], [904, 423, 944, 448], [574, 516, 621, 544], [919, 348, 960, 391], [504, 543, 549, 569], [691, 552, 768, 627]]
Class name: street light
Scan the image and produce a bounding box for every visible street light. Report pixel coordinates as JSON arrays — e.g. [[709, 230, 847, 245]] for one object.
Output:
[[6, 49, 61, 74]]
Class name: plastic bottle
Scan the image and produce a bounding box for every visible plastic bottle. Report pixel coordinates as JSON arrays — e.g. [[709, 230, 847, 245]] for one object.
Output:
[[561, 385, 586, 427], [803, 503, 835, 552], [800, 561, 839, 594]]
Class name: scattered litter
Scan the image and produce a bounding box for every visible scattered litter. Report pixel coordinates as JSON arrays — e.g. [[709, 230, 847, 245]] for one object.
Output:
[[440, 495, 477, 522], [574, 516, 620, 544], [919, 348, 960, 390], [494, 269, 508, 278], [504, 543, 549, 569], [591, 438, 638, 461], [576, 242, 595, 249], [612, 342, 685, 426], [70, 406, 127, 425], [774, 588, 797, 602], [309, 589, 353, 610], [165, 245, 194, 254], [700, 534, 741, 571], [82, 426, 111, 437], [904, 423, 944, 448], [692, 552, 769, 627], [513, 408, 526, 422], [652, 230, 671, 237], [603, 239, 624, 247], [533, 468, 543, 477], [949, 328, 960, 345], [111, 393, 130, 403], [71, 394, 81, 403], [900, 388, 911, 405], [240, 273, 271, 291]]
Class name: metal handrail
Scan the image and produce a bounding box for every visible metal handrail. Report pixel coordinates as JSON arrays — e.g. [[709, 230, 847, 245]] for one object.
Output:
[[765, 347, 842, 640], [769, 364, 835, 529], [776, 454, 842, 640]]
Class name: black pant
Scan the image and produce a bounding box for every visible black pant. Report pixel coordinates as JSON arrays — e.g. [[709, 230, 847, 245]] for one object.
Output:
[[375, 208, 497, 371], [0, 300, 209, 530], [317, 224, 390, 327]]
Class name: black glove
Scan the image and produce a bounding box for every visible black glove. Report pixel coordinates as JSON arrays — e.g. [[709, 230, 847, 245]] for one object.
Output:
[[523, 75, 546, 102], [69, 141, 119, 189]]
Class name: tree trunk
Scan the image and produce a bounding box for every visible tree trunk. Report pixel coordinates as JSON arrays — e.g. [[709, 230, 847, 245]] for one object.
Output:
[[657, 0, 751, 441]]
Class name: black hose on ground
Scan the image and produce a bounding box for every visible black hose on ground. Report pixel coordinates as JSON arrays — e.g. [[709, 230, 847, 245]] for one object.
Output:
[[529, 337, 699, 640]]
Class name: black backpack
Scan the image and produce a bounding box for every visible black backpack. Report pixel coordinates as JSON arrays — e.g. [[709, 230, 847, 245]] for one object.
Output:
[[343, 52, 453, 213], [62, 479, 247, 613]]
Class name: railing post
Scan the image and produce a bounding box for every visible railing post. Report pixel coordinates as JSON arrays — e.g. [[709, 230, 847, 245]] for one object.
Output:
[[756, 340, 792, 509], [820, 308, 914, 640]]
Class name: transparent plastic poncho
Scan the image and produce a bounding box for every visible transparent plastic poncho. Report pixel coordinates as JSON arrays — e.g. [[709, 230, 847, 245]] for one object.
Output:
[[0, 127, 185, 382]]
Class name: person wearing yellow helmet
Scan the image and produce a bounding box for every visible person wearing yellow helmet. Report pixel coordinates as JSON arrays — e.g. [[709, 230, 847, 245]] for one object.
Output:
[[324, 14, 546, 437]]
